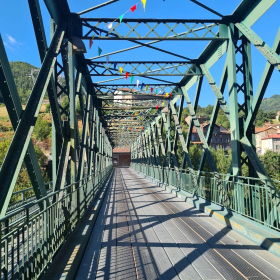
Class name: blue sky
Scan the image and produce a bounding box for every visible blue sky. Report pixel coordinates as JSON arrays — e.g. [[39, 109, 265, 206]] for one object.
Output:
[[0, 0, 279, 107]]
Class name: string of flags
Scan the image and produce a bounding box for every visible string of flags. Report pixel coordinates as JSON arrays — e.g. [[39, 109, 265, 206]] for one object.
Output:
[[88, 0, 175, 99], [89, 0, 176, 136], [89, 0, 145, 54]]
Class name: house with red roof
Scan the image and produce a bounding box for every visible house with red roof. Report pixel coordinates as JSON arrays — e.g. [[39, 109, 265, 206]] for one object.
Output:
[[255, 125, 280, 154], [186, 121, 231, 150], [261, 134, 280, 154]]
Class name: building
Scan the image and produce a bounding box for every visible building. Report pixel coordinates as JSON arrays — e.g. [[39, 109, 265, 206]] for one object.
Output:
[[255, 125, 279, 154], [261, 134, 280, 154], [188, 122, 231, 150], [185, 116, 205, 126], [113, 88, 162, 108], [112, 147, 131, 167]]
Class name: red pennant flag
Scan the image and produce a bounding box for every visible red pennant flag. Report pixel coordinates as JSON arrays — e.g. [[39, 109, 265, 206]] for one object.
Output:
[[89, 39, 93, 49], [125, 72, 129, 80], [131, 5, 137, 12], [156, 105, 159, 110], [143, 127, 145, 130], [151, 87, 153, 93]]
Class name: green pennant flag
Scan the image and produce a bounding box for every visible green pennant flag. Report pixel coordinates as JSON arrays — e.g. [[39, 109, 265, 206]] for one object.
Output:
[[98, 47, 102, 56], [119, 14, 124, 23], [131, 76, 134, 83]]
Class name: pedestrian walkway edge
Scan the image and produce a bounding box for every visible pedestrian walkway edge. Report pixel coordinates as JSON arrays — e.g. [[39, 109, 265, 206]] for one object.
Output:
[[132, 168, 280, 259], [41, 169, 115, 280]]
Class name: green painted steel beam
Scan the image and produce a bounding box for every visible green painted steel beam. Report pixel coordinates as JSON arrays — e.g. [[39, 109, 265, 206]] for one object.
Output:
[[236, 23, 280, 71], [244, 28, 280, 131], [0, 35, 48, 212], [0, 24, 65, 217]]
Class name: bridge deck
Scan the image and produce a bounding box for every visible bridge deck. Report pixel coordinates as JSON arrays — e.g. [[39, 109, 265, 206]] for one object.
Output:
[[76, 168, 280, 280]]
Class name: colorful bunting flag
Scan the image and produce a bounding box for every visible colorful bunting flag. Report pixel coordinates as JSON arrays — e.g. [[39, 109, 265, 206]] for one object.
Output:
[[89, 39, 93, 49], [151, 87, 153, 93], [131, 76, 134, 83], [137, 80, 140, 87], [108, 22, 113, 29], [119, 67, 123, 74], [106, 55, 110, 63], [114, 62, 117, 70], [141, 83, 145, 90], [165, 92, 169, 97], [120, 14, 124, 23], [131, 5, 137, 12], [141, 0, 146, 10], [145, 85, 149, 92], [162, 91, 165, 95], [98, 47, 102, 56], [162, 102, 164, 106], [156, 105, 159, 110], [125, 72, 129, 79]]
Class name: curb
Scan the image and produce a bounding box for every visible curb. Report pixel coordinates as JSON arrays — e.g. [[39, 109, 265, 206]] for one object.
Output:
[[133, 169, 280, 259]]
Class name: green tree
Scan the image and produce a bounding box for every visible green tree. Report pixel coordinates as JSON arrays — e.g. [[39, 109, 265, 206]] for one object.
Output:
[[259, 150, 280, 182], [45, 103, 51, 113], [216, 109, 230, 129], [189, 144, 202, 170], [33, 116, 51, 141], [0, 140, 49, 204], [211, 147, 232, 174], [61, 96, 69, 120]]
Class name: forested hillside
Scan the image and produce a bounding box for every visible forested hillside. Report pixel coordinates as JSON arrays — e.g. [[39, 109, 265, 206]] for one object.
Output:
[[261, 94, 280, 113], [0, 61, 39, 104]]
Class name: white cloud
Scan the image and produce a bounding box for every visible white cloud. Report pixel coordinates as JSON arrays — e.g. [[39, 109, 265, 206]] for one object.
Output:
[[7, 35, 16, 45]]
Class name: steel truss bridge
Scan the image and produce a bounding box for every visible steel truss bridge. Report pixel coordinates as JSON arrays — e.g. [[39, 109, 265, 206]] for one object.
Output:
[[0, 0, 280, 279]]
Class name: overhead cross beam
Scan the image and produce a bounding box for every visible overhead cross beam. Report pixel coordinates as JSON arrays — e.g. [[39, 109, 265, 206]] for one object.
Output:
[[81, 18, 225, 41]]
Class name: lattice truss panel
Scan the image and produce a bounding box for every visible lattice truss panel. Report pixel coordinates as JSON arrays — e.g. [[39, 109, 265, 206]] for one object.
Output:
[[87, 61, 198, 76], [82, 18, 223, 40]]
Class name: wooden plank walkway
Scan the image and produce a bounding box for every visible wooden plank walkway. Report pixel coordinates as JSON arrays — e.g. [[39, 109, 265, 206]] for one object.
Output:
[[76, 168, 280, 280]]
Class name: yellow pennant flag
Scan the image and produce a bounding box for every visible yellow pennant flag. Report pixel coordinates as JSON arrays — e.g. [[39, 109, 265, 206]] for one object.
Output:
[[141, 0, 146, 10], [162, 102, 164, 106], [145, 85, 149, 92], [165, 92, 169, 97], [119, 67, 123, 74]]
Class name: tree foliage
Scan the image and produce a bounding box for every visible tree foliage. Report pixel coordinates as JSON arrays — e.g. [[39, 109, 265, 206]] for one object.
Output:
[[259, 150, 280, 182], [0, 140, 50, 204], [33, 116, 51, 141]]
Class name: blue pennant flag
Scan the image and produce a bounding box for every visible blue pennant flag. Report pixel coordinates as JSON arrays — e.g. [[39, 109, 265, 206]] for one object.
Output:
[[113, 62, 117, 70], [141, 83, 145, 90], [162, 91, 165, 95]]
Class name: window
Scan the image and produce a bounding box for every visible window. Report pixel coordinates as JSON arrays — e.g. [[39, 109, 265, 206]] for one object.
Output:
[[276, 145, 279, 150], [220, 138, 223, 143], [226, 138, 229, 143]]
